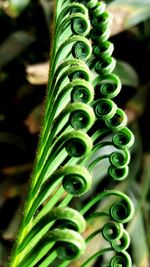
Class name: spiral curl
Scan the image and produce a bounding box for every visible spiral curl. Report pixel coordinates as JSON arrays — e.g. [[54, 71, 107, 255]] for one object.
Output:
[[17, 207, 86, 254], [88, 4, 116, 80], [110, 251, 132, 267], [61, 165, 92, 195], [81, 190, 134, 224], [67, 63, 92, 82], [71, 15, 91, 36], [82, 190, 134, 225], [52, 59, 92, 89], [50, 102, 95, 140], [72, 39, 92, 60], [93, 41, 114, 59], [17, 209, 86, 266], [94, 56, 116, 76], [81, 249, 132, 267], [91, 23, 110, 44], [91, 11, 112, 30], [105, 108, 127, 131], [102, 222, 123, 242], [47, 228, 86, 260], [43, 72, 93, 144], [62, 130, 93, 157], [110, 199, 134, 224], [48, 79, 94, 121], [93, 98, 117, 120], [112, 127, 135, 149], [93, 74, 122, 99], [45, 59, 92, 125], [64, 165, 92, 193], [25, 165, 92, 225], [46, 58, 91, 97], [46, 130, 93, 163], [55, 10, 91, 42], [59, 3, 88, 18], [111, 229, 130, 252], [53, 36, 92, 70], [87, 143, 130, 175], [71, 79, 94, 103], [108, 165, 129, 181], [44, 207, 86, 233], [32, 130, 93, 192], [109, 149, 130, 169], [68, 102, 95, 130]]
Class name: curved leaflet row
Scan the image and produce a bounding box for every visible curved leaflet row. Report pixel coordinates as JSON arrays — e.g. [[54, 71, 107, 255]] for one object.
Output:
[[16, 207, 86, 267], [10, 2, 95, 267], [79, 0, 135, 182], [78, 190, 134, 266], [70, 1, 135, 266]]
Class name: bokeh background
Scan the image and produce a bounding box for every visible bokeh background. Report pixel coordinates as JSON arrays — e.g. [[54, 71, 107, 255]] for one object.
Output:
[[0, 0, 150, 266]]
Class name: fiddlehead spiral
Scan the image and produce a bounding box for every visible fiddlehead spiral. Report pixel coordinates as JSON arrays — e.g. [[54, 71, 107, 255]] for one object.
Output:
[[102, 222, 123, 242], [93, 74, 121, 99], [110, 251, 132, 267], [109, 200, 133, 224], [71, 79, 94, 103], [68, 102, 95, 130], [71, 38, 92, 60], [112, 127, 135, 149], [24, 165, 92, 226], [62, 165, 92, 195], [45, 228, 86, 260], [111, 229, 130, 252], [71, 14, 90, 36], [91, 11, 112, 30], [43, 60, 93, 136], [93, 98, 117, 120], [109, 149, 130, 169], [64, 130, 93, 157], [93, 41, 114, 59], [90, 1, 106, 16], [31, 130, 93, 191], [108, 165, 129, 181], [81, 190, 134, 223], [46, 102, 95, 143], [105, 108, 128, 131], [80, 214, 131, 266], [94, 56, 116, 76]]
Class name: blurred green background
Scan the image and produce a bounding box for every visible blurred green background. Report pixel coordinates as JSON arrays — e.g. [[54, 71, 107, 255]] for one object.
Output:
[[0, 0, 150, 266]]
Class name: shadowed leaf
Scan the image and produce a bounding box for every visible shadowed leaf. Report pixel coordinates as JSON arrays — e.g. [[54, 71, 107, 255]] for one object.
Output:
[[8, 0, 31, 16], [114, 60, 139, 87], [0, 31, 35, 67], [108, 0, 150, 35]]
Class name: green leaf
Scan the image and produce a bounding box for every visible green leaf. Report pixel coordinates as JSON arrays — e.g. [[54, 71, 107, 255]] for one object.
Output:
[[8, 0, 31, 15], [114, 60, 139, 87], [129, 211, 149, 267], [0, 31, 35, 67], [108, 0, 150, 35]]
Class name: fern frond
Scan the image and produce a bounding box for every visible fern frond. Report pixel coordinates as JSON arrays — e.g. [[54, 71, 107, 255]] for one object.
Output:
[[10, 1, 135, 267]]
